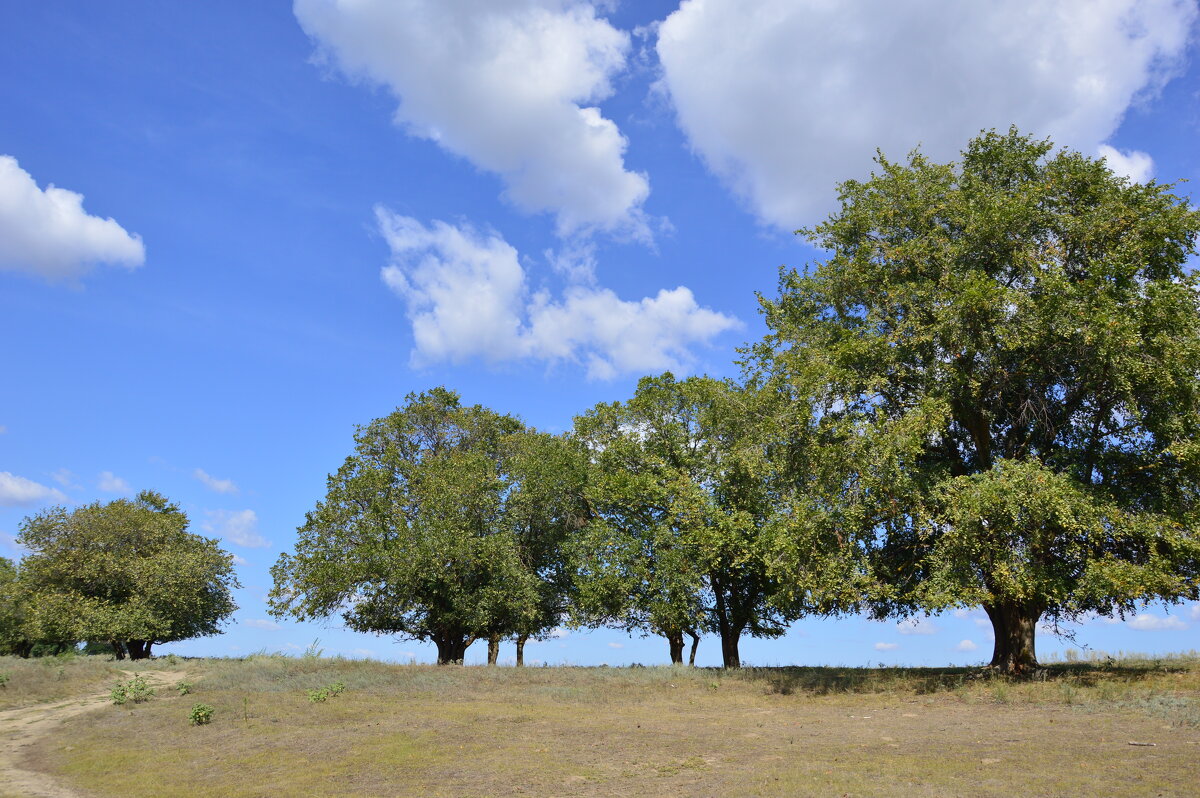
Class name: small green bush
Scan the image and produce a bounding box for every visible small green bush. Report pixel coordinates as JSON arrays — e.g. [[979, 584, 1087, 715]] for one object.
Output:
[[189, 703, 214, 726], [177, 682, 193, 696], [111, 674, 155, 705], [306, 680, 347, 703], [0, 673, 9, 688]]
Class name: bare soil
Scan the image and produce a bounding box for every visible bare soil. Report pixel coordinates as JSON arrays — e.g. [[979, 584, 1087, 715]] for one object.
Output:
[[0, 670, 187, 798]]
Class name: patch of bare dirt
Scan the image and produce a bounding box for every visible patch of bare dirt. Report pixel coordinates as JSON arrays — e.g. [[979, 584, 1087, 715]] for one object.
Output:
[[0, 670, 187, 798]]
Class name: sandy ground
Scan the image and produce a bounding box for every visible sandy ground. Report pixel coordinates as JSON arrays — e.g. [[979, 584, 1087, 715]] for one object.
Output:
[[0, 671, 187, 798]]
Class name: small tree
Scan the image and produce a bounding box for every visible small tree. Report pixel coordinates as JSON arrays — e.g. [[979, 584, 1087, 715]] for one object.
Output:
[[18, 491, 239, 659], [269, 388, 578, 665], [755, 129, 1200, 673]]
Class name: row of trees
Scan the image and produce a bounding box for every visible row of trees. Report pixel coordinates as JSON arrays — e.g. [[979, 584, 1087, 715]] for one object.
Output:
[[270, 130, 1200, 674], [0, 491, 239, 659]]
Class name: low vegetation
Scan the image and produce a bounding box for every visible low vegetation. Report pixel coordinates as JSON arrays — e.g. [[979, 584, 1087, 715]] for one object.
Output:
[[19, 652, 1200, 797]]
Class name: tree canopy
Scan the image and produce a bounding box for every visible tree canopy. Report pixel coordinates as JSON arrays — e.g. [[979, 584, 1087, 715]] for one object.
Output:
[[573, 373, 802, 668], [17, 490, 239, 659], [269, 387, 584, 664], [753, 128, 1200, 673]]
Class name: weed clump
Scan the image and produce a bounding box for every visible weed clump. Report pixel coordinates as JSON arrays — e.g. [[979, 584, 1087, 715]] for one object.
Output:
[[307, 680, 346, 703], [111, 674, 154, 705], [177, 682, 193, 696], [189, 703, 214, 725]]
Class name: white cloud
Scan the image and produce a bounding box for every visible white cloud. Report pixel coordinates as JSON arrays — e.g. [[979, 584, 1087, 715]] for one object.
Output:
[[378, 211, 739, 379], [0, 472, 67, 507], [294, 0, 649, 237], [1097, 144, 1155, 183], [231, 553, 248, 567], [51, 468, 80, 490], [955, 639, 979, 652], [0, 426, 6, 434], [1126, 613, 1188, 631], [194, 468, 239, 495], [202, 509, 269, 548], [607, 641, 624, 649], [656, 0, 1196, 228], [243, 619, 281, 631], [549, 627, 570, 639], [97, 471, 131, 493], [0, 155, 145, 280], [873, 642, 899, 651], [897, 617, 939, 636], [1190, 604, 1200, 621]]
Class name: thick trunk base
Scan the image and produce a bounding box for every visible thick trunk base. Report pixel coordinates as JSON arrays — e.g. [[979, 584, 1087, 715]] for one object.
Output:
[[434, 636, 469, 665], [984, 603, 1040, 676], [687, 631, 700, 667], [667, 632, 684, 665], [720, 634, 741, 669], [487, 634, 500, 666]]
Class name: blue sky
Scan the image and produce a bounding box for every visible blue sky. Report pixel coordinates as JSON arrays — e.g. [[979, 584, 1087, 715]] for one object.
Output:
[[2, 0, 1199, 667]]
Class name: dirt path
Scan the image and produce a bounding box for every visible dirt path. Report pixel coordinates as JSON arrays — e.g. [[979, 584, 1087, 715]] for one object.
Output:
[[0, 670, 188, 798]]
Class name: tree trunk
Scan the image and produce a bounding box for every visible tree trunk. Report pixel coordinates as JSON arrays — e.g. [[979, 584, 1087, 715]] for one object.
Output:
[[127, 640, 150, 660], [144, 642, 153, 659], [516, 635, 528, 666], [487, 634, 500, 666], [433, 634, 469, 665], [719, 632, 741, 669], [687, 630, 700, 667], [667, 631, 684, 665], [983, 602, 1040, 676], [109, 640, 126, 660]]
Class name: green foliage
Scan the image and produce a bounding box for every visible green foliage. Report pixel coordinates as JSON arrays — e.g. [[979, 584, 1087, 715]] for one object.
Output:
[[110, 674, 154, 705], [17, 491, 240, 656], [269, 388, 584, 663], [572, 374, 832, 666], [0, 672, 8, 688], [176, 681, 193, 696], [754, 127, 1200, 669], [188, 702, 214, 726], [306, 680, 346, 703]]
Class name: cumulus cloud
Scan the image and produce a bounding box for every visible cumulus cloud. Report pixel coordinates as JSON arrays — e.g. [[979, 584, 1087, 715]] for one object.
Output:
[[955, 639, 979, 652], [1126, 612, 1188, 631], [0, 472, 66, 507], [873, 642, 899, 651], [0, 155, 145, 280], [1097, 144, 1155, 183], [656, 0, 1196, 228], [897, 617, 939, 636], [97, 471, 131, 493], [194, 469, 239, 495], [243, 619, 281, 631], [202, 509, 269, 548], [378, 211, 738, 379], [607, 641, 624, 649], [294, 0, 649, 237], [549, 627, 570, 639]]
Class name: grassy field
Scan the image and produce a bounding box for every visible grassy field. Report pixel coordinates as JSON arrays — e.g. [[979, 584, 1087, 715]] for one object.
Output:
[[10, 652, 1200, 797]]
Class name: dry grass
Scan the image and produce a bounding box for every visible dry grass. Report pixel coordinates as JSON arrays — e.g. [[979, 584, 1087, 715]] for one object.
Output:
[[0, 655, 133, 710], [23, 653, 1200, 797]]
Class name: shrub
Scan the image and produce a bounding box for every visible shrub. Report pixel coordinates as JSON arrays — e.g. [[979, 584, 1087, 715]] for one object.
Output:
[[189, 703, 214, 726], [0, 673, 9, 689], [306, 680, 347, 703], [111, 674, 155, 705], [177, 682, 193, 696]]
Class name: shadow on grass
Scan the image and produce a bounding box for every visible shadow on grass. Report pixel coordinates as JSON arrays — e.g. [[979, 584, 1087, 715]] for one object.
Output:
[[730, 657, 1197, 696]]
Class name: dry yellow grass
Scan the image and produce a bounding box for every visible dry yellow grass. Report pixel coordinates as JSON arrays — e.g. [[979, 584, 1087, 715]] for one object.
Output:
[[20, 654, 1200, 797]]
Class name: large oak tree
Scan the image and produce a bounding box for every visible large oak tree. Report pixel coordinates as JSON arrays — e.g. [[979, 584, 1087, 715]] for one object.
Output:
[[754, 129, 1200, 674]]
